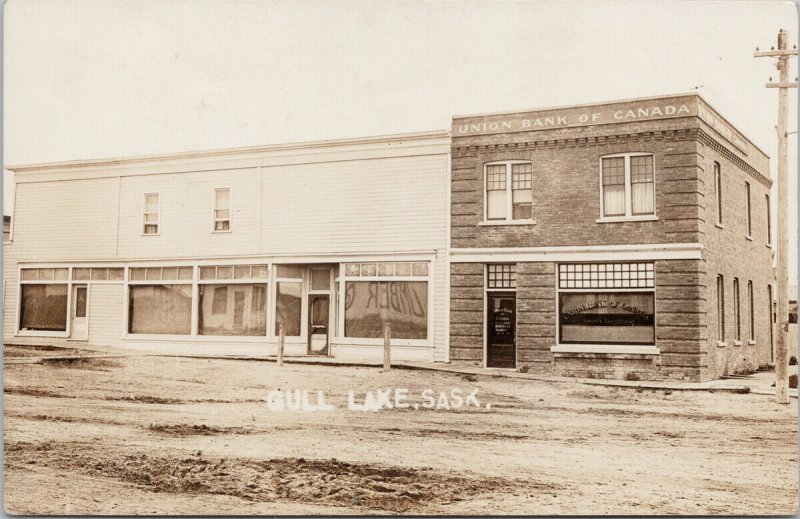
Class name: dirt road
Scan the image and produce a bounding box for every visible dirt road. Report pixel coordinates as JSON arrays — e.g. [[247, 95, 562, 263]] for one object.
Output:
[[3, 345, 798, 514]]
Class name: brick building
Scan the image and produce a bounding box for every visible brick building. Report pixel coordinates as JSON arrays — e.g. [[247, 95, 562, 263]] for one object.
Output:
[[448, 93, 774, 381]]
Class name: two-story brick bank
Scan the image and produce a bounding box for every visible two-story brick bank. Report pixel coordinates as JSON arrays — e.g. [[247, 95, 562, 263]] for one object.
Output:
[[448, 93, 774, 381]]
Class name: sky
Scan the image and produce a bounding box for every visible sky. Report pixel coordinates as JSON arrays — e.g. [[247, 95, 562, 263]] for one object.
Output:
[[3, 0, 798, 277]]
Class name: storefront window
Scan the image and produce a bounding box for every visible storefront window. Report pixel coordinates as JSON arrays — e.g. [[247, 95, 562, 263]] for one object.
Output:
[[128, 285, 192, 334], [559, 292, 655, 345], [557, 262, 655, 346], [198, 284, 267, 336], [275, 282, 302, 336], [344, 281, 427, 339], [19, 284, 68, 332]]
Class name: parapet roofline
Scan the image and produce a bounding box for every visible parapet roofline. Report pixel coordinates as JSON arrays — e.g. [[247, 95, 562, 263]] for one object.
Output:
[[452, 91, 769, 160], [5, 129, 451, 173]]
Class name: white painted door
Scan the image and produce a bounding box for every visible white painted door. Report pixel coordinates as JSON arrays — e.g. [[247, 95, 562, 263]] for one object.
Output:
[[70, 285, 88, 341]]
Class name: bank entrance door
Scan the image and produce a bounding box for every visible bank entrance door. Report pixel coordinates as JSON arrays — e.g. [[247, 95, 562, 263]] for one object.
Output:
[[487, 293, 516, 368], [70, 285, 88, 341]]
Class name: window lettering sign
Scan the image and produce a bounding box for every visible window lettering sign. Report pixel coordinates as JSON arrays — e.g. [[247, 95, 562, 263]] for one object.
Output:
[[493, 307, 513, 335], [559, 292, 655, 345]]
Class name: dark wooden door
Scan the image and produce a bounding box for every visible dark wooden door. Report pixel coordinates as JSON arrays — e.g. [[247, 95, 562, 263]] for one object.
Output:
[[487, 293, 516, 368]]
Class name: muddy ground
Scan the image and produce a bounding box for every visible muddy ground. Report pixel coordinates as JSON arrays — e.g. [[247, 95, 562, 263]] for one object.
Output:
[[3, 345, 798, 515]]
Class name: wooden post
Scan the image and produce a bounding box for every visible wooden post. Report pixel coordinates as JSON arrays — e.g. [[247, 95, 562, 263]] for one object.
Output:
[[383, 321, 391, 371], [277, 322, 285, 367], [754, 29, 797, 404]]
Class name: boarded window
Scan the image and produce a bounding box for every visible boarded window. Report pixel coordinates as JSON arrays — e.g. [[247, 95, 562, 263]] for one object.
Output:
[[128, 285, 192, 335], [20, 284, 68, 332]]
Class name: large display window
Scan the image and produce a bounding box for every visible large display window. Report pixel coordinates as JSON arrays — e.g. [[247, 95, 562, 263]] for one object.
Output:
[[198, 284, 267, 336], [19, 284, 68, 332], [341, 262, 430, 341], [128, 285, 192, 335], [557, 262, 655, 346]]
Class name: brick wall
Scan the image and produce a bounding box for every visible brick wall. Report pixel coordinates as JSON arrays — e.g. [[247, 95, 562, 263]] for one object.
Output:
[[698, 128, 774, 378], [451, 125, 704, 250]]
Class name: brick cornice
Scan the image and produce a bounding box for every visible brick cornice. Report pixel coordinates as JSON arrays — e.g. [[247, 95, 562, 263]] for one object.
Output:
[[696, 129, 772, 188]]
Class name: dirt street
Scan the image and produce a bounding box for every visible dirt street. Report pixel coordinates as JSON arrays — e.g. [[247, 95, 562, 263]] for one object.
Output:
[[3, 345, 798, 515]]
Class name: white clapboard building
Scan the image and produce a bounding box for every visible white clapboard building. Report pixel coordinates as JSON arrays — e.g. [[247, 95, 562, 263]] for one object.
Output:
[[3, 131, 451, 362]]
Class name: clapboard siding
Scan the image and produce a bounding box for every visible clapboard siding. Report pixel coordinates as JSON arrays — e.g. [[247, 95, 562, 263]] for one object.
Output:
[[87, 284, 125, 346], [12, 178, 120, 260]]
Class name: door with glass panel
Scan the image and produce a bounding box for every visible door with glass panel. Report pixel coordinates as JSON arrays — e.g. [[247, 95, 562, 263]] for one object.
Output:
[[308, 295, 330, 355], [487, 293, 516, 368], [70, 285, 88, 340]]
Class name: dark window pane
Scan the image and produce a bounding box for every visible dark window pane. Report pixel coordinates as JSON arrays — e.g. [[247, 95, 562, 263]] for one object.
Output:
[[275, 282, 302, 336], [128, 285, 192, 334], [344, 281, 427, 339], [199, 284, 266, 336], [559, 292, 655, 345], [74, 287, 87, 318], [20, 284, 68, 332]]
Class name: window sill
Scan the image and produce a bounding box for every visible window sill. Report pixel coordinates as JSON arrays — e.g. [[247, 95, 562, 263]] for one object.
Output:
[[746, 235, 753, 241], [734, 340, 743, 346], [767, 243, 773, 249], [479, 220, 536, 226], [16, 331, 69, 338], [595, 215, 658, 223], [717, 341, 727, 347], [211, 230, 232, 234], [748, 339, 757, 345], [551, 344, 660, 355], [141, 233, 161, 237], [715, 223, 724, 229]]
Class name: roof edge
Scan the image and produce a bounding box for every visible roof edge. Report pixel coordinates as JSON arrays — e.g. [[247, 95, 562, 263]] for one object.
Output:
[[5, 129, 452, 173]]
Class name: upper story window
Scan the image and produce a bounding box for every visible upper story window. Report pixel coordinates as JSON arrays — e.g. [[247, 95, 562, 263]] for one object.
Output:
[[599, 153, 655, 220], [485, 161, 534, 222], [714, 162, 723, 226], [213, 188, 231, 232], [745, 181, 752, 238], [143, 193, 159, 235]]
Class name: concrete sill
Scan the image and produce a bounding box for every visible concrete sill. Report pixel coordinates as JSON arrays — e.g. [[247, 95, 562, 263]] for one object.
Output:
[[748, 340, 757, 345], [715, 223, 725, 229], [595, 215, 658, 224], [551, 344, 660, 355], [734, 340, 743, 346], [717, 341, 728, 347], [478, 220, 536, 226], [746, 235, 754, 241]]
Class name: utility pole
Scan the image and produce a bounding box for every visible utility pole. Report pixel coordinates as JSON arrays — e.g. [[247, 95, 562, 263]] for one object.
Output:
[[755, 29, 797, 404]]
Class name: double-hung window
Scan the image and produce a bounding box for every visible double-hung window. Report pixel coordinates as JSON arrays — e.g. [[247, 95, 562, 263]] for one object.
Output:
[[733, 277, 741, 342], [143, 193, 159, 235], [599, 153, 655, 219], [484, 161, 534, 222], [213, 188, 231, 232]]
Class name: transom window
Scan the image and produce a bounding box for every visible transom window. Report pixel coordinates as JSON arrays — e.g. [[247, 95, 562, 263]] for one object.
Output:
[[485, 161, 534, 222], [213, 188, 231, 232], [487, 264, 516, 289], [343, 262, 428, 278], [600, 153, 655, 218], [143, 193, 159, 235], [558, 263, 654, 289]]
